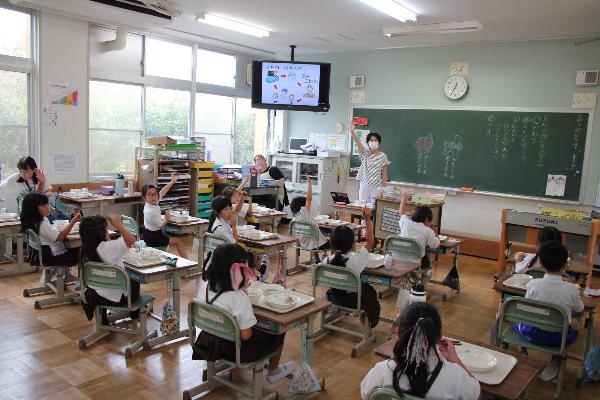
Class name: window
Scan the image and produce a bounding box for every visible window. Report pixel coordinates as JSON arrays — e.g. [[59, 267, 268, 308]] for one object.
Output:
[[145, 87, 190, 138], [89, 81, 142, 175], [196, 49, 236, 87], [145, 38, 192, 80], [234, 98, 267, 165], [0, 7, 30, 58], [195, 93, 233, 163], [0, 70, 28, 176]]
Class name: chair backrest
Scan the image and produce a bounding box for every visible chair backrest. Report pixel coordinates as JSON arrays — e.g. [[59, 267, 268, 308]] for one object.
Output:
[[188, 299, 242, 366], [524, 266, 545, 279], [26, 228, 44, 267], [368, 387, 424, 400], [383, 236, 422, 262], [289, 219, 321, 242], [120, 215, 139, 239], [82, 262, 132, 309], [499, 297, 569, 350], [313, 264, 362, 308]]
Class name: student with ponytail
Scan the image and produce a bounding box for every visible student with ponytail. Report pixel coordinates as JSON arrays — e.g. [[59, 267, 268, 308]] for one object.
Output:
[[324, 207, 380, 330], [514, 226, 562, 273], [361, 302, 480, 400]]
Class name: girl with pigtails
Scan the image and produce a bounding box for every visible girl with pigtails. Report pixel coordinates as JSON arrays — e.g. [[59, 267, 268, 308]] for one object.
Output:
[[360, 302, 480, 400]]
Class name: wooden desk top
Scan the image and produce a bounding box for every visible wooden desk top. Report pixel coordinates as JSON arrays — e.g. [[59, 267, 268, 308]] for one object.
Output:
[[253, 297, 331, 326], [438, 238, 465, 249], [493, 275, 599, 309], [238, 234, 298, 248], [373, 196, 445, 207], [167, 217, 209, 227], [374, 336, 543, 400], [58, 193, 142, 204], [363, 260, 419, 278], [0, 219, 21, 228], [330, 203, 371, 213], [124, 250, 197, 277], [507, 253, 590, 275], [249, 210, 287, 218]]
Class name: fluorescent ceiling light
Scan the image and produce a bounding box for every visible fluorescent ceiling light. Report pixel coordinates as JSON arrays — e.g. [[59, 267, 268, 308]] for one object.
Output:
[[359, 0, 417, 22], [196, 13, 269, 37], [383, 20, 483, 36]]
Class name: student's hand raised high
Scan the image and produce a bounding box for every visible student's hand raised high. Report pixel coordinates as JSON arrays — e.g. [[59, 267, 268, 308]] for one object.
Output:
[[349, 120, 356, 134], [71, 211, 81, 223], [108, 214, 124, 229]]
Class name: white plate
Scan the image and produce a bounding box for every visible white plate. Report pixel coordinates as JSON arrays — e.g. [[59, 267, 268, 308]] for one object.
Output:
[[0, 213, 19, 221], [249, 286, 315, 314], [367, 253, 385, 268], [503, 274, 533, 290], [438, 235, 448, 241], [265, 292, 300, 310], [456, 346, 498, 372], [448, 340, 517, 385]]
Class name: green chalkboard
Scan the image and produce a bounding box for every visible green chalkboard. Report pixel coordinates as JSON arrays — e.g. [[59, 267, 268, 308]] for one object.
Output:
[[350, 108, 589, 201]]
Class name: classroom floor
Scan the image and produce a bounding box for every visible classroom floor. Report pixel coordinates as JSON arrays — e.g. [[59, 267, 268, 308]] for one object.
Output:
[[0, 232, 599, 400]]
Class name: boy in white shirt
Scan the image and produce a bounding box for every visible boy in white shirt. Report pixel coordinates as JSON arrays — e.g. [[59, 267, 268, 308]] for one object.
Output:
[[290, 176, 330, 263], [398, 194, 440, 269], [514, 240, 584, 381], [221, 173, 253, 226]]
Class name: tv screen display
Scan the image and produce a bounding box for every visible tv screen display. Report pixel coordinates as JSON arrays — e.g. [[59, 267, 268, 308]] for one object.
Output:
[[251, 60, 331, 112]]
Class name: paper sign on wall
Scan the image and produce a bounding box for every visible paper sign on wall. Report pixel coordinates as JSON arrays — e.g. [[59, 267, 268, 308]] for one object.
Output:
[[309, 133, 328, 149], [327, 134, 346, 152], [545, 174, 566, 197], [352, 129, 369, 155], [51, 153, 79, 174]]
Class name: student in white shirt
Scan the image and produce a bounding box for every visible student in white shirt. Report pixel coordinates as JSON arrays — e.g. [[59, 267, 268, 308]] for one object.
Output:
[[207, 196, 238, 244], [193, 243, 294, 383], [141, 172, 188, 258], [361, 302, 480, 400], [79, 214, 140, 325], [398, 194, 440, 269], [19, 191, 80, 266], [290, 176, 330, 263], [0, 156, 51, 213], [514, 226, 562, 273], [324, 207, 380, 330], [513, 240, 584, 381], [221, 173, 252, 226]]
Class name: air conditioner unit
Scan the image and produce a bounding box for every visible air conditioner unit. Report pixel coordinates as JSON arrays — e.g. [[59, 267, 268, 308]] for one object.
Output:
[[9, 0, 179, 30], [576, 70, 599, 86]]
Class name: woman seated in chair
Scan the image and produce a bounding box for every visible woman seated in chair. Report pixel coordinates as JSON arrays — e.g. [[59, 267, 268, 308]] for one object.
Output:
[[361, 302, 480, 400], [79, 214, 140, 325], [20, 191, 80, 266], [323, 207, 380, 331], [193, 243, 294, 384]]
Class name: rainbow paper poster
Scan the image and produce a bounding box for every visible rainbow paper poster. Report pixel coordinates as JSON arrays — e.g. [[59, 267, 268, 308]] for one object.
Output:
[[57, 90, 79, 106]]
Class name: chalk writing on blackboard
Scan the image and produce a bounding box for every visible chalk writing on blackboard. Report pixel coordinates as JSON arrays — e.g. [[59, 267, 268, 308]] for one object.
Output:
[[568, 114, 585, 171], [443, 135, 463, 180], [415, 133, 434, 175]]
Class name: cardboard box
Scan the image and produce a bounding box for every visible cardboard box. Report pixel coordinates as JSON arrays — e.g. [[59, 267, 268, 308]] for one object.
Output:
[[148, 136, 177, 145]]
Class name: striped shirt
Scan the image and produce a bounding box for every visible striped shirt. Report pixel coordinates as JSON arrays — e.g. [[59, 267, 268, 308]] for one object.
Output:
[[356, 150, 391, 187]]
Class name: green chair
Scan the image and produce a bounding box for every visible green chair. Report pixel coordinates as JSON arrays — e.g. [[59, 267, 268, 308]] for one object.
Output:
[[496, 297, 570, 400], [289, 219, 328, 272], [199, 233, 229, 273], [78, 261, 157, 358], [368, 387, 424, 400], [22, 229, 80, 309], [383, 235, 425, 283], [183, 300, 278, 400], [313, 264, 376, 358]]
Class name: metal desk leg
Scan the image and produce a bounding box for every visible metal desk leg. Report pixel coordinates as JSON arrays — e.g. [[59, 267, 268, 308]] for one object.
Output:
[[144, 273, 189, 349], [576, 307, 596, 388]]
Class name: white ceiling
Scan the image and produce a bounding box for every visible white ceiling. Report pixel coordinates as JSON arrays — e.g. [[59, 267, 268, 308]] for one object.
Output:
[[165, 0, 600, 56]]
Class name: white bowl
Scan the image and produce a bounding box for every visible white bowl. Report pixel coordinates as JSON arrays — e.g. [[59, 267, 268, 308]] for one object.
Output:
[[260, 284, 284, 296], [139, 248, 163, 260], [456, 347, 498, 372], [246, 287, 263, 302], [438, 235, 448, 241], [367, 253, 385, 268], [313, 215, 329, 223], [265, 292, 299, 310]]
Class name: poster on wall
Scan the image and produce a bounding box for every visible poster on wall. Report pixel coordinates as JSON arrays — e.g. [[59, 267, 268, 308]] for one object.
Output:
[[352, 129, 369, 155], [50, 153, 79, 174], [47, 82, 79, 106]]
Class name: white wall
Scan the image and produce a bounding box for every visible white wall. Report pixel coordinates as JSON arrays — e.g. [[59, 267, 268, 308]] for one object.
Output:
[[39, 12, 89, 185], [287, 38, 600, 240]]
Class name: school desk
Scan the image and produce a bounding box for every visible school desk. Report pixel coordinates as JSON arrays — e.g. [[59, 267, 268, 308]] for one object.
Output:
[[493, 274, 598, 389], [164, 217, 209, 264], [123, 250, 198, 350], [253, 296, 331, 398], [373, 197, 444, 242], [374, 336, 543, 400], [246, 209, 287, 232], [57, 192, 143, 216], [505, 252, 591, 286], [238, 234, 299, 275], [361, 259, 420, 300], [317, 221, 361, 249], [428, 238, 465, 301], [0, 219, 30, 277]]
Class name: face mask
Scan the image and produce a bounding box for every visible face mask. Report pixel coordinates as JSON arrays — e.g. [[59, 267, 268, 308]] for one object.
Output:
[[369, 141, 379, 150]]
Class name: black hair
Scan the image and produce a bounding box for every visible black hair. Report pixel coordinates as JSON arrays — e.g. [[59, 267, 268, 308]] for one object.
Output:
[[222, 186, 236, 199], [79, 215, 108, 266], [290, 196, 307, 215], [208, 196, 232, 230], [392, 302, 443, 398], [525, 226, 563, 270], [19, 191, 48, 234], [206, 243, 249, 292], [329, 225, 355, 267], [538, 240, 568, 273], [141, 184, 158, 197], [411, 206, 433, 224], [366, 132, 382, 144], [16, 156, 38, 184]]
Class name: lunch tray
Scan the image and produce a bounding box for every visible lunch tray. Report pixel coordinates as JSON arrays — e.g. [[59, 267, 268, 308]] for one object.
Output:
[[249, 285, 314, 314]]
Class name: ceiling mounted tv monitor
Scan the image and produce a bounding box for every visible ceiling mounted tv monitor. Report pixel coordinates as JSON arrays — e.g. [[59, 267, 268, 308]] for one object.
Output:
[[251, 60, 331, 112]]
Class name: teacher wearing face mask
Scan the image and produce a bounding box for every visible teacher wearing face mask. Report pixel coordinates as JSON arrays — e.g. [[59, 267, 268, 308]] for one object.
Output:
[[350, 121, 391, 203]]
